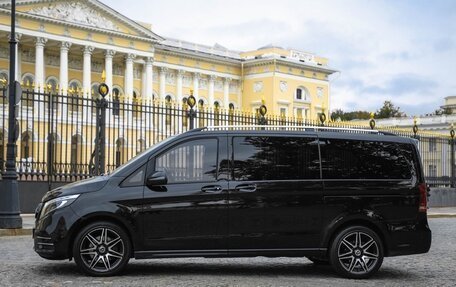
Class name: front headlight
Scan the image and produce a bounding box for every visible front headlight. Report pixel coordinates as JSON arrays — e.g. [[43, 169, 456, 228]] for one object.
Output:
[[40, 194, 80, 218]]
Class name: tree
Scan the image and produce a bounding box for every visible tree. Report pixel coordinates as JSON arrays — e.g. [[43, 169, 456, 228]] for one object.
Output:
[[330, 109, 371, 121], [375, 101, 405, 119]]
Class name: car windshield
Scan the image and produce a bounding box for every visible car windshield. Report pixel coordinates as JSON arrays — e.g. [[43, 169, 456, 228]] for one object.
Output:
[[109, 136, 176, 177]]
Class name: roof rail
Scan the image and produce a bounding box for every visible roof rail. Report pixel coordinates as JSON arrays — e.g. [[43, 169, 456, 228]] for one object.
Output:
[[188, 125, 396, 135]]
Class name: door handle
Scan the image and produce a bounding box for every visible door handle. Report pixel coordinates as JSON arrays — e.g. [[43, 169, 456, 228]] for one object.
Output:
[[201, 185, 222, 193], [235, 184, 257, 192]]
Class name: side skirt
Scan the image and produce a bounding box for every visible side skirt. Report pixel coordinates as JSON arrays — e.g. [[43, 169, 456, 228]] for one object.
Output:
[[134, 248, 327, 259]]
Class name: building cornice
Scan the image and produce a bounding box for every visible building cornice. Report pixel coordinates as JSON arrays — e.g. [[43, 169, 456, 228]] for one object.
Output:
[[155, 45, 241, 67], [244, 57, 337, 74]]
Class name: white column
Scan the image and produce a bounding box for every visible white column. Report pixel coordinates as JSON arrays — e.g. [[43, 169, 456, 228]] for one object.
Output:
[[104, 50, 115, 95], [176, 69, 184, 102], [82, 45, 94, 95], [193, 72, 200, 101], [124, 53, 135, 97], [34, 37, 47, 92], [145, 57, 153, 99], [59, 42, 71, 95], [141, 64, 147, 97], [208, 75, 216, 106], [159, 67, 167, 100], [223, 77, 231, 107]]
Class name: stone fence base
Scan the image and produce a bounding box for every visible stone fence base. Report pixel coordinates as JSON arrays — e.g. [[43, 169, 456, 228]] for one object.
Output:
[[429, 188, 456, 207]]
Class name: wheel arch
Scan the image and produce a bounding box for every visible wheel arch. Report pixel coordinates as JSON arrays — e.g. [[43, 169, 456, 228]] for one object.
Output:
[[322, 216, 390, 257], [67, 212, 137, 258]]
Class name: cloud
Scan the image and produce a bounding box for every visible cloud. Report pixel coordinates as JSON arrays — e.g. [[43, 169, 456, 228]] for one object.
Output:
[[106, 0, 456, 116]]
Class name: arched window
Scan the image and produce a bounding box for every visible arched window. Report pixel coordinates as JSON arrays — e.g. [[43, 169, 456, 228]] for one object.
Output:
[[296, 87, 310, 101], [214, 101, 220, 126], [45, 77, 59, 110], [132, 91, 140, 118], [21, 73, 34, 89], [112, 86, 123, 116], [115, 138, 127, 167], [228, 103, 235, 125], [165, 95, 173, 125], [70, 134, 83, 173], [182, 97, 188, 128], [91, 82, 100, 99], [0, 70, 8, 86], [20, 131, 33, 160], [68, 80, 82, 113], [198, 99, 205, 128], [22, 73, 35, 107]]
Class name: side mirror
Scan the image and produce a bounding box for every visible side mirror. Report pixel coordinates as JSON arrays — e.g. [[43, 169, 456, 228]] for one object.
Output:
[[146, 171, 168, 187]]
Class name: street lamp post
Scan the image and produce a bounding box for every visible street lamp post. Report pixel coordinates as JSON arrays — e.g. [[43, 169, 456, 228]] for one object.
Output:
[[0, 0, 22, 228]]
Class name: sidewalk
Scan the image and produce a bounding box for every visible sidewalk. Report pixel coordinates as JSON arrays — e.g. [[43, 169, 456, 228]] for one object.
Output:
[[1, 208, 456, 237]]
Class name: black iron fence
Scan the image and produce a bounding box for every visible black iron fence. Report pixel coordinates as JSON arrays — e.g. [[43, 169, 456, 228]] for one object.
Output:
[[0, 86, 454, 188]]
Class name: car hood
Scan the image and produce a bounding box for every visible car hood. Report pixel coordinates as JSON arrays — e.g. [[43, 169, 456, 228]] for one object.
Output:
[[41, 175, 109, 202]]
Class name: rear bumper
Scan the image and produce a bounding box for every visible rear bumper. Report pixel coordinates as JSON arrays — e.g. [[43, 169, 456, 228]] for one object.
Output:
[[386, 217, 432, 257]]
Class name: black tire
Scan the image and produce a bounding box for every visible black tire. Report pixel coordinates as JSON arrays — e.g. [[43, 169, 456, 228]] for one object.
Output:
[[73, 221, 131, 276], [329, 225, 384, 279], [307, 256, 330, 265]]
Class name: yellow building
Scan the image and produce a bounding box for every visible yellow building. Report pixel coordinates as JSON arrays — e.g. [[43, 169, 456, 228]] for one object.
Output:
[[0, 0, 336, 118], [0, 0, 337, 175]]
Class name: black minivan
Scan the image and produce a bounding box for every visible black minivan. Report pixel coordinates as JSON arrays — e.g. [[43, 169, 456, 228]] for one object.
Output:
[[33, 127, 431, 278]]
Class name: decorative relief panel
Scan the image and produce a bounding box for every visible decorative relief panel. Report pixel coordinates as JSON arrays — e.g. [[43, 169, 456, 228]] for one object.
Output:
[[113, 63, 124, 76], [153, 68, 159, 82], [21, 48, 35, 63], [253, 81, 263, 93], [279, 81, 288, 92], [215, 80, 223, 92], [45, 52, 60, 66], [166, 71, 175, 85], [68, 55, 82, 70], [133, 66, 141, 79], [199, 78, 208, 90], [229, 81, 238, 93], [91, 60, 103, 73], [0, 45, 9, 59], [182, 74, 192, 87], [28, 2, 121, 31]]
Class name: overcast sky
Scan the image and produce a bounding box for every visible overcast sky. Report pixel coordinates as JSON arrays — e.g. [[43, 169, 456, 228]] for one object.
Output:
[[108, 0, 455, 116]]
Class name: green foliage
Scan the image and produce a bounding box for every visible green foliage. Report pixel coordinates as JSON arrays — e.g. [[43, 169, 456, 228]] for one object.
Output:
[[331, 109, 371, 121], [375, 101, 405, 119]]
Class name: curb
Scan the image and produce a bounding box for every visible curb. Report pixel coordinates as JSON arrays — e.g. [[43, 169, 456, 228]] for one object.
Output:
[[0, 228, 32, 237], [428, 214, 456, 218]]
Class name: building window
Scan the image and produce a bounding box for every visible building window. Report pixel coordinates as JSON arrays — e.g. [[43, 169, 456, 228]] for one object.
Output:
[[214, 101, 220, 126], [296, 87, 310, 101], [136, 139, 146, 154], [22, 74, 35, 107], [70, 134, 83, 173], [165, 95, 172, 125], [133, 91, 141, 119], [112, 88, 121, 116], [68, 80, 82, 113], [198, 99, 205, 128]]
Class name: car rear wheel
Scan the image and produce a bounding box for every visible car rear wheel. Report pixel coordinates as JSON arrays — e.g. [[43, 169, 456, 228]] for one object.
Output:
[[73, 221, 131, 276], [329, 225, 383, 279]]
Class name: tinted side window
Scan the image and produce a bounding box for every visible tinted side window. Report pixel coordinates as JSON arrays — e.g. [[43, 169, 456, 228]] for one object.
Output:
[[320, 139, 415, 180], [232, 136, 320, 181], [121, 164, 146, 187], [155, 139, 218, 183]]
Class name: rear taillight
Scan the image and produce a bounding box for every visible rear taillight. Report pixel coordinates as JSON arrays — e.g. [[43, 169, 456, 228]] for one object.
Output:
[[419, 182, 427, 213]]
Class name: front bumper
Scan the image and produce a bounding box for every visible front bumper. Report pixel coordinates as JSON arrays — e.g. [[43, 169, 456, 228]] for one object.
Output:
[[33, 206, 79, 260]]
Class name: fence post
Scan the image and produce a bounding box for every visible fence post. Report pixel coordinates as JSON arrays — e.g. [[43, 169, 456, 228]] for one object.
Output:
[[90, 80, 109, 176], [47, 88, 53, 190], [450, 125, 455, 187], [187, 93, 196, 130]]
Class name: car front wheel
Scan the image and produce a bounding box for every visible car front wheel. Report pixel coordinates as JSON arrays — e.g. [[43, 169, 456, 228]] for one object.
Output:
[[329, 225, 384, 279], [73, 221, 131, 276]]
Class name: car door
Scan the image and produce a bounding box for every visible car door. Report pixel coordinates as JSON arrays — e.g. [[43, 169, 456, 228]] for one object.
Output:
[[140, 135, 229, 254], [227, 134, 324, 253]]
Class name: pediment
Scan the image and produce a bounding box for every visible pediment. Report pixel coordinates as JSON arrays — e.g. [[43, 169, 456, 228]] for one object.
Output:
[[1, 0, 163, 41]]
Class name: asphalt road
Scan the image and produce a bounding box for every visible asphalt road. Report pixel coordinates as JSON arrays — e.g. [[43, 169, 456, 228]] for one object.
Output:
[[0, 218, 454, 287]]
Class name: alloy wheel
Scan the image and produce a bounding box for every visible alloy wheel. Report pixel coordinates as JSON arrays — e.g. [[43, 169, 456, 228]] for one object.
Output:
[[337, 231, 379, 275]]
